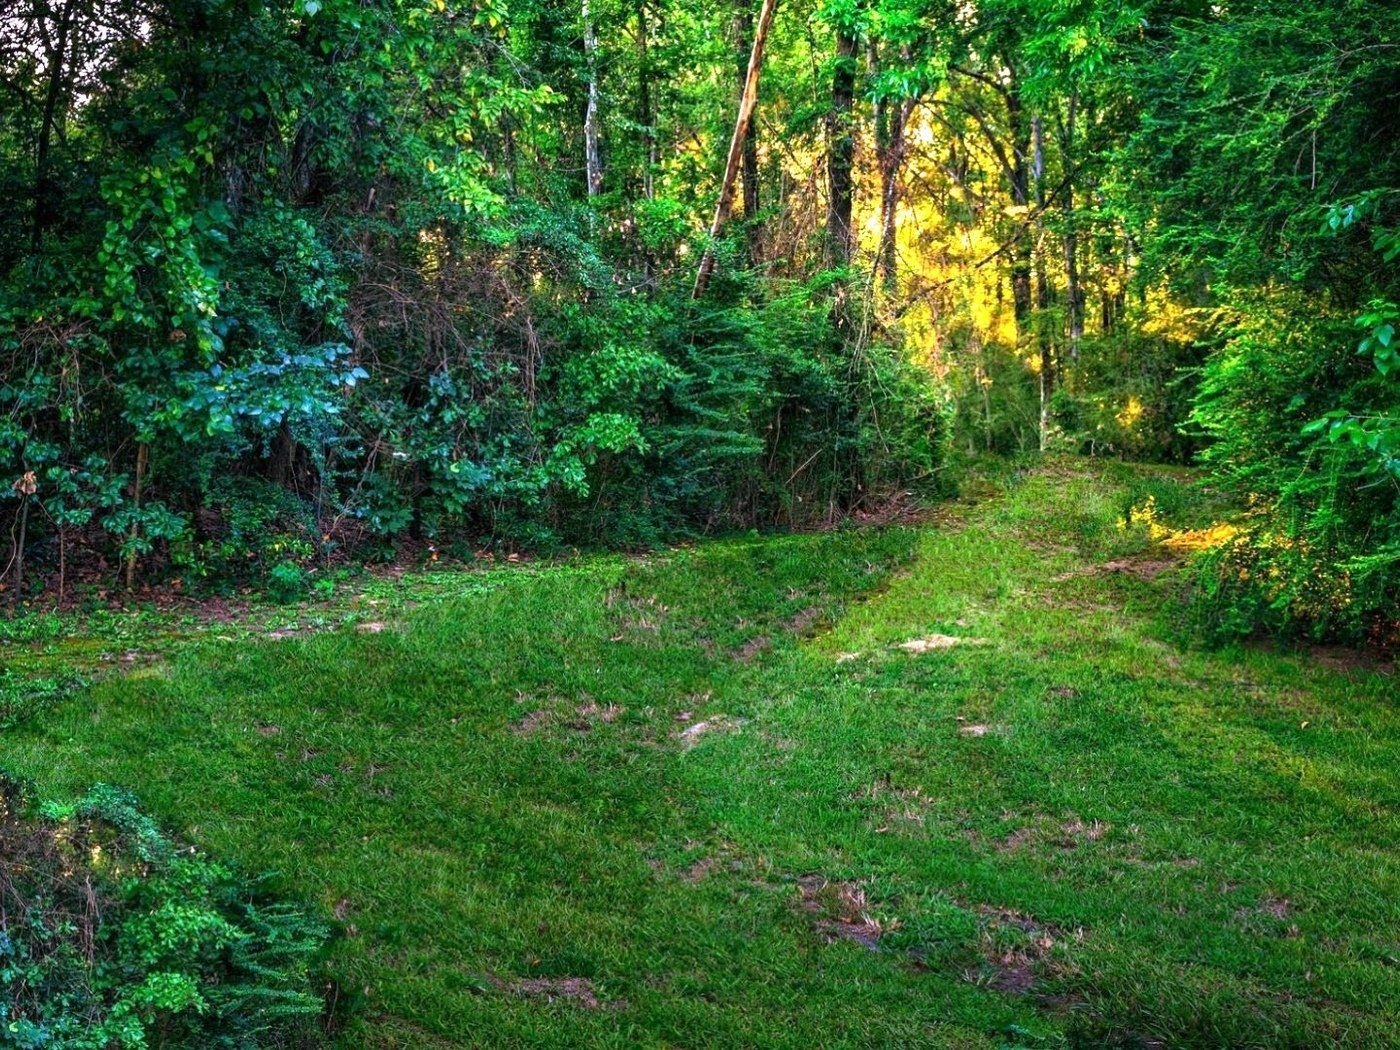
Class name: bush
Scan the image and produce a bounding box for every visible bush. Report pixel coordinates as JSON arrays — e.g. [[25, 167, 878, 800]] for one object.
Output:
[[1186, 291, 1400, 645], [0, 776, 330, 1048]]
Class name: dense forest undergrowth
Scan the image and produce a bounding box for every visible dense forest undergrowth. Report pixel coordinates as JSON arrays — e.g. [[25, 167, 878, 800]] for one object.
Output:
[[2, 460, 1398, 1047], [3, 0, 1398, 643]]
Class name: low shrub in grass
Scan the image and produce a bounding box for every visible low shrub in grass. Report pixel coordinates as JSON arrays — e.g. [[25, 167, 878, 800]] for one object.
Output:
[[0, 775, 329, 1049]]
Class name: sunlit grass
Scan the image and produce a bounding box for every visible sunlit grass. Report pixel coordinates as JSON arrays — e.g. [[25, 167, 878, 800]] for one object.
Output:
[[2, 460, 1396, 1047]]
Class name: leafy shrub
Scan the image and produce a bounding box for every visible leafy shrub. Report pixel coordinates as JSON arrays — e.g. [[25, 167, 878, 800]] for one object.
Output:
[[267, 561, 310, 603], [0, 776, 329, 1049], [1187, 290, 1400, 645]]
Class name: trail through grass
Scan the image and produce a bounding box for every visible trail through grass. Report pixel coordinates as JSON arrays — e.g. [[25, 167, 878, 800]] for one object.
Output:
[[3, 460, 1397, 1047]]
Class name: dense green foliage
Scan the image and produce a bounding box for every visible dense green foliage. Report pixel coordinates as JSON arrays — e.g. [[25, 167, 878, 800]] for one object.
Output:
[[2, 0, 1397, 639], [0, 0, 951, 607], [0, 776, 327, 1048], [1128, 4, 1400, 642]]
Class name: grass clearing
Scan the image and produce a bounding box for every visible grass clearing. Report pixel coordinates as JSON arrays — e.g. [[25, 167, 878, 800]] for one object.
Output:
[[2, 459, 1397, 1047]]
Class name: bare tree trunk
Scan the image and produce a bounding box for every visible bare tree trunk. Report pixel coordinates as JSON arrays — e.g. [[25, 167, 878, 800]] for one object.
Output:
[[9, 473, 36, 609], [1059, 91, 1083, 365], [1032, 112, 1054, 450], [693, 0, 778, 298], [1007, 74, 1033, 335], [125, 442, 147, 591], [33, 0, 75, 250], [737, 0, 761, 265], [825, 28, 857, 268], [874, 46, 912, 291], [638, 0, 656, 202], [583, 0, 603, 198]]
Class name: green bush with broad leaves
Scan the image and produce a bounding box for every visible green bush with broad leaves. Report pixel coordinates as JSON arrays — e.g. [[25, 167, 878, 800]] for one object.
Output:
[[0, 775, 330, 1049]]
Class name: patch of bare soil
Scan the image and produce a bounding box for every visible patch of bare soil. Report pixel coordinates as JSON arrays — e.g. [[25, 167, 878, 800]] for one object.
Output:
[[677, 715, 746, 748], [968, 905, 1077, 996], [488, 976, 621, 1010], [996, 826, 1039, 853], [1055, 554, 1183, 584], [785, 606, 825, 635], [1235, 895, 1300, 937], [682, 856, 722, 882], [605, 590, 669, 642], [897, 634, 990, 654], [511, 708, 551, 735], [794, 875, 887, 951], [857, 778, 934, 832], [567, 700, 622, 729], [736, 635, 771, 661], [1057, 817, 1110, 847], [512, 694, 622, 735]]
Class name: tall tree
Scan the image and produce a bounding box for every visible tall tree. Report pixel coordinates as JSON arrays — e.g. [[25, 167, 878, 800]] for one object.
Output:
[[693, 0, 778, 297]]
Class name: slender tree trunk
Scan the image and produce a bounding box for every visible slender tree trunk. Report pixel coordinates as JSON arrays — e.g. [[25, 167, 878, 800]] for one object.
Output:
[[693, 0, 778, 298], [825, 28, 857, 268], [1007, 75, 1033, 335], [1031, 112, 1054, 450], [583, 0, 603, 198], [638, 0, 656, 202], [874, 46, 912, 292], [125, 442, 147, 591], [1059, 91, 1083, 365], [33, 0, 75, 251], [737, 0, 761, 265]]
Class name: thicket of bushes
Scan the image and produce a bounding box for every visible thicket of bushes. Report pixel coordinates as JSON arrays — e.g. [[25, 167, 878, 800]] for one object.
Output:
[[0, 775, 329, 1048]]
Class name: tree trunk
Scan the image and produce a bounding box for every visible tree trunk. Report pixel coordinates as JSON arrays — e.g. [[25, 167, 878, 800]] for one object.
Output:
[[125, 442, 148, 591], [583, 0, 603, 198], [1032, 112, 1054, 450], [638, 0, 656, 202], [825, 28, 857, 269], [737, 0, 762, 265], [693, 0, 778, 298], [874, 44, 912, 291], [1007, 75, 1033, 336], [1059, 91, 1083, 365], [33, 0, 75, 250]]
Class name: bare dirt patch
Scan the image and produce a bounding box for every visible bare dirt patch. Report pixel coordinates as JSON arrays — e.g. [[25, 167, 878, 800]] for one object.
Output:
[[736, 635, 771, 661], [857, 779, 934, 831], [897, 634, 990, 654], [488, 976, 619, 1010], [996, 826, 1039, 853], [677, 715, 746, 748], [794, 875, 886, 951], [785, 606, 825, 635], [512, 709, 551, 735], [1058, 817, 1110, 846], [966, 905, 1078, 996]]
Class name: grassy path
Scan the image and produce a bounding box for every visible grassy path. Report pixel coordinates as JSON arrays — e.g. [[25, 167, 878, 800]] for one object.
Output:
[[3, 461, 1398, 1047]]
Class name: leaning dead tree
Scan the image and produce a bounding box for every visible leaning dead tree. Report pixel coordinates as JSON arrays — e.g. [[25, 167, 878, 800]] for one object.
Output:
[[692, 0, 778, 298]]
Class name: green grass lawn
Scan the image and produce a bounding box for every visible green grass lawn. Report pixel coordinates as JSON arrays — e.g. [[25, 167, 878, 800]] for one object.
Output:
[[4, 460, 1398, 1047]]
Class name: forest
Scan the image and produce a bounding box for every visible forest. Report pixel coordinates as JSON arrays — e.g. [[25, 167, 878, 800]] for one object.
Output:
[[1, 0, 1398, 1046]]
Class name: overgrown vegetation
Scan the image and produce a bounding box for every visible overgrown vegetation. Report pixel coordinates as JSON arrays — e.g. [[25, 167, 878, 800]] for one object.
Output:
[[2, 0, 1397, 642], [0, 776, 328, 1048]]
